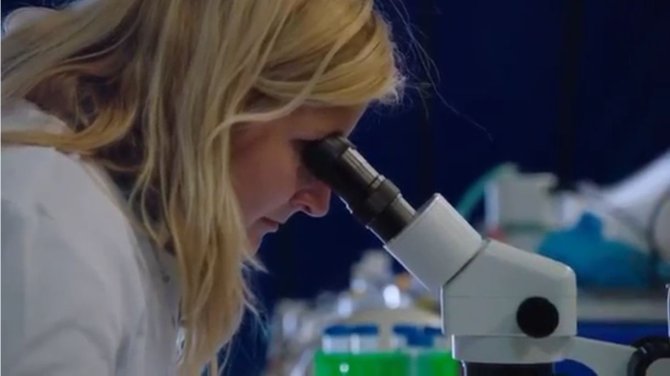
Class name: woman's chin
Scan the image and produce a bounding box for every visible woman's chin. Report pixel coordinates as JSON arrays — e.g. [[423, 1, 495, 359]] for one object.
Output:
[[246, 220, 278, 253], [246, 230, 267, 254]]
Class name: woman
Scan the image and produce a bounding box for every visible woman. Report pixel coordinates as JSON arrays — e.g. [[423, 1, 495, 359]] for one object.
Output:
[[1, 0, 403, 375]]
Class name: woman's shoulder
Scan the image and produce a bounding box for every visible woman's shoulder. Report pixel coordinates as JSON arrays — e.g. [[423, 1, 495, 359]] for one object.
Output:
[[2, 100, 132, 243], [1, 100, 159, 319], [1, 103, 148, 303], [2, 144, 130, 237], [2, 144, 153, 337], [1, 151, 154, 372], [2, 143, 146, 291], [2, 99, 166, 295]]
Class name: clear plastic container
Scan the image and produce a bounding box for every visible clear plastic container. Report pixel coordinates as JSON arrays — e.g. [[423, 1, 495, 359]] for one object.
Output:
[[314, 324, 410, 376], [416, 326, 460, 376]]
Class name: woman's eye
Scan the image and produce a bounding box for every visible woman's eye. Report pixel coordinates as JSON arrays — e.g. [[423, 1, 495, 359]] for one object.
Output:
[[293, 140, 320, 182], [292, 139, 311, 152]]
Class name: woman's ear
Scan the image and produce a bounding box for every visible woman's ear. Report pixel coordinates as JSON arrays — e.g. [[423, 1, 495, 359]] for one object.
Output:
[[3, 7, 56, 36]]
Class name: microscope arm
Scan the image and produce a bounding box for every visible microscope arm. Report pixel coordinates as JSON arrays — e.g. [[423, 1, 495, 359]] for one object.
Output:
[[566, 337, 636, 376]]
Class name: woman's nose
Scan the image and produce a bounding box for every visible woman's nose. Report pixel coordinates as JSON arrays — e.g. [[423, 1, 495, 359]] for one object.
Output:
[[290, 180, 332, 217]]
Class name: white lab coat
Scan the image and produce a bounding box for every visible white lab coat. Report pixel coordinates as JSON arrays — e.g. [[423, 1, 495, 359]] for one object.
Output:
[[1, 100, 181, 375]]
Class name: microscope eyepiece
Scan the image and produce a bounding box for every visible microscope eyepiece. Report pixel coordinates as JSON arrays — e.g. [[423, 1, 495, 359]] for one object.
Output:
[[302, 135, 415, 242]]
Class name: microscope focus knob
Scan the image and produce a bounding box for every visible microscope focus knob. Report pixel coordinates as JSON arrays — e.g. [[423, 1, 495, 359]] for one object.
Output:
[[516, 297, 559, 338], [627, 336, 670, 376]]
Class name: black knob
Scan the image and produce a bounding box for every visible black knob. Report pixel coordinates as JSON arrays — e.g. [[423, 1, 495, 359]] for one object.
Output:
[[516, 297, 559, 338], [627, 336, 670, 376]]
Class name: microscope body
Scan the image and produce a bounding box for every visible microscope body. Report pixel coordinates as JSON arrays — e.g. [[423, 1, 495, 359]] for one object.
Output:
[[386, 194, 668, 376], [386, 195, 575, 375], [301, 136, 670, 375]]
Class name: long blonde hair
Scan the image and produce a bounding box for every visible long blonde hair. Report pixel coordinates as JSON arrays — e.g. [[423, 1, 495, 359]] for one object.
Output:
[[1, 0, 403, 374]]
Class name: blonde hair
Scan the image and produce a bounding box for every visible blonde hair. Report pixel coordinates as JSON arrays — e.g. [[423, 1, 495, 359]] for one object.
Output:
[[2, 0, 403, 374]]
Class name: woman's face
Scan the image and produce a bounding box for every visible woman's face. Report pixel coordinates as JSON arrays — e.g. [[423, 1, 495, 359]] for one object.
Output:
[[231, 105, 366, 250]]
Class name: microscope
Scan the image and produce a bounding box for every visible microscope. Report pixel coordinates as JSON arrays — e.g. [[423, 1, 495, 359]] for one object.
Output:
[[302, 136, 670, 376]]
